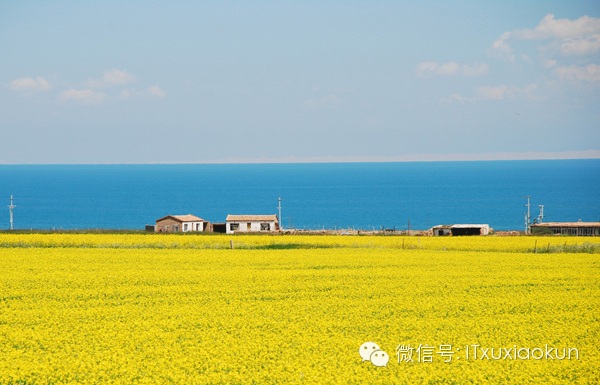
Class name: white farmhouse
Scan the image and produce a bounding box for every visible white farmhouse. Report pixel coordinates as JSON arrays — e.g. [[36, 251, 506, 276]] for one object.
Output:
[[226, 215, 279, 234], [450, 224, 490, 236], [155, 214, 207, 233]]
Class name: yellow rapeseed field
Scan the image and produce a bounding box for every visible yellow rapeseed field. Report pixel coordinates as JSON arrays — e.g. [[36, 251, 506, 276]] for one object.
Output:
[[0, 234, 598, 384], [1, 232, 599, 252]]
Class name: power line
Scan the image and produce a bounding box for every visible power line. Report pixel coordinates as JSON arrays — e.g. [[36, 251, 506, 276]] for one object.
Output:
[[8, 195, 16, 230], [278, 196, 282, 230], [524, 196, 530, 234]]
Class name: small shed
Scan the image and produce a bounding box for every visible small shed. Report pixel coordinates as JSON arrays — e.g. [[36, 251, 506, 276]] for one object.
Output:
[[450, 224, 490, 236], [226, 215, 279, 234], [431, 225, 452, 236], [210, 223, 227, 234], [155, 214, 208, 233], [530, 222, 600, 236]]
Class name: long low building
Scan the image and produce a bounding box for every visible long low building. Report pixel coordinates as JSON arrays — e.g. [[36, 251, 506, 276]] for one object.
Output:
[[450, 224, 490, 236], [530, 222, 600, 236], [155, 214, 208, 233], [430, 224, 491, 236], [226, 214, 279, 234]]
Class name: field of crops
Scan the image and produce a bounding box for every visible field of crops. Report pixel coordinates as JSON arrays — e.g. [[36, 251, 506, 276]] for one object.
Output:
[[1, 234, 598, 384], [1, 232, 599, 252]]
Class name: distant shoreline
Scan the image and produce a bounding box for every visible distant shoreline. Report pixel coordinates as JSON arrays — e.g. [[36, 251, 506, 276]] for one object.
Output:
[[1, 150, 599, 165]]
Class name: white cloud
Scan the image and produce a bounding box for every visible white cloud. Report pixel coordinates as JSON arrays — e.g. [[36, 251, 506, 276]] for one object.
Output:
[[103, 69, 136, 85], [520, 54, 533, 64], [147, 86, 166, 98], [559, 34, 600, 55], [544, 60, 557, 69], [117, 86, 166, 100], [506, 14, 600, 56], [437, 62, 460, 75], [303, 94, 341, 108], [554, 64, 600, 83], [80, 70, 165, 100], [85, 69, 137, 88], [474, 85, 508, 100], [59, 89, 108, 104], [415, 62, 441, 77], [440, 94, 467, 103], [461, 62, 489, 76], [441, 83, 537, 103], [489, 32, 514, 62], [10, 77, 51, 92], [513, 14, 600, 40], [416, 61, 488, 77]]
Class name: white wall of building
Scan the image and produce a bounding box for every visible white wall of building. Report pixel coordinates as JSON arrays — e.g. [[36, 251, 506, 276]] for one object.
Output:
[[226, 221, 275, 234], [182, 221, 203, 232]]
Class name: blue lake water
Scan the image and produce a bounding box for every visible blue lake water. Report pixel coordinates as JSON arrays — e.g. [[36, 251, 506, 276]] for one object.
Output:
[[0, 160, 598, 231]]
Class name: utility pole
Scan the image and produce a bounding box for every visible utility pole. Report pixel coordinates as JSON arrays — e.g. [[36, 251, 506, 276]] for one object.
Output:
[[523, 196, 531, 234], [278, 197, 282, 230], [426, 212, 429, 230], [538, 205, 544, 224], [8, 195, 16, 230]]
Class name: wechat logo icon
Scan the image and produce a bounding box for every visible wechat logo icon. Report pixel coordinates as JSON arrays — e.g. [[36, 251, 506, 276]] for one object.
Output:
[[359, 342, 389, 367]]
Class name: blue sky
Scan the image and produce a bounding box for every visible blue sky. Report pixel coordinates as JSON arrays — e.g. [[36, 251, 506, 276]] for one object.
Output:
[[1, 0, 599, 164]]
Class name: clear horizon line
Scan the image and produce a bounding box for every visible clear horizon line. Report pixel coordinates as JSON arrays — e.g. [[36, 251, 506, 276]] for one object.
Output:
[[1, 150, 599, 165]]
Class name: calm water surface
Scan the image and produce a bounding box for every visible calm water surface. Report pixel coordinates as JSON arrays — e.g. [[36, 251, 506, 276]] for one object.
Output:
[[0, 160, 598, 231]]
